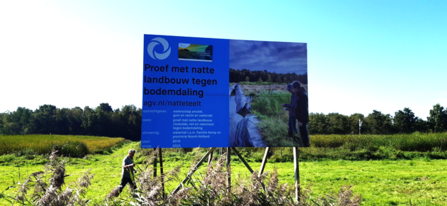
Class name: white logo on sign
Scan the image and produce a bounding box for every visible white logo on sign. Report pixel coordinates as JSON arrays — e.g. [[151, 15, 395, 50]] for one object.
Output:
[[147, 37, 171, 60]]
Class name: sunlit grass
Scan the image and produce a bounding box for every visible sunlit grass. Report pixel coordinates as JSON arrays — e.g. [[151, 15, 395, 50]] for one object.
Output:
[[2, 141, 447, 205], [0, 135, 125, 156]]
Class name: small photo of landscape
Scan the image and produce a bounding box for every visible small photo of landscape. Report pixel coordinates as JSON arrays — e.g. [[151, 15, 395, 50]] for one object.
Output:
[[178, 43, 213, 62]]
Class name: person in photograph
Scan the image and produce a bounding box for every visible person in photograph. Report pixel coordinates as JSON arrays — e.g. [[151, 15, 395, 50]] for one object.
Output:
[[292, 81, 309, 147], [119, 149, 137, 194], [282, 84, 299, 137]]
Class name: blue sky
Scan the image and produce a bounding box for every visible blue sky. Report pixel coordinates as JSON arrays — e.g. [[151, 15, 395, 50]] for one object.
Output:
[[1, 0, 446, 120]]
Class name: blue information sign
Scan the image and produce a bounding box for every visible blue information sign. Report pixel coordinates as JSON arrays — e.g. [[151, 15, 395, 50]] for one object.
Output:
[[142, 35, 308, 148]]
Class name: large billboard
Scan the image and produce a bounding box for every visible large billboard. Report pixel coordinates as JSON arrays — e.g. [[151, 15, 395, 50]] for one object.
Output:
[[142, 35, 308, 148]]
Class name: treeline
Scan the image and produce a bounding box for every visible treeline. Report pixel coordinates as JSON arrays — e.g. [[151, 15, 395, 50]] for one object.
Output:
[[0, 103, 141, 141], [1, 103, 446, 139], [310, 104, 447, 134], [229, 68, 308, 84]]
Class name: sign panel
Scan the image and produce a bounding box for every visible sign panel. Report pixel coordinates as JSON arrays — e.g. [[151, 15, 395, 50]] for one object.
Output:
[[142, 35, 308, 148]]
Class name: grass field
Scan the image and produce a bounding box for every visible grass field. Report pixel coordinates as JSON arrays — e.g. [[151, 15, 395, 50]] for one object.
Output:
[[1, 140, 447, 205], [0, 135, 125, 157]]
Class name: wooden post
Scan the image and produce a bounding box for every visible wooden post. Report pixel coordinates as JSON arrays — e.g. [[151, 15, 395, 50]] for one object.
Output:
[[231, 147, 253, 173], [208, 149, 214, 166], [293, 147, 300, 203], [170, 148, 216, 196], [159, 148, 165, 199], [232, 147, 267, 191], [258, 147, 270, 176], [153, 148, 157, 177], [226, 147, 231, 192]]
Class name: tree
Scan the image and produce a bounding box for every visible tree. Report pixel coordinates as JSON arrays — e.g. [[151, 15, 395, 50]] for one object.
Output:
[[67, 107, 83, 134], [120, 105, 142, 141], [427, 104, 447, 132], [365, 110, 393, 134], [308, 113, 329, 134], [4, 107, 34, 134], [348, 113, 366, 134], [326, 113, 349, 134], [275, 76, 282, 83], [267, 74, 272, 82], [0, 113, 5, 134], [33, 105, 57, 134], [81, 106, 97, 135], [97, 103, 113, 113], [414, 117, 429, 133], [393, 108, 416, 133]]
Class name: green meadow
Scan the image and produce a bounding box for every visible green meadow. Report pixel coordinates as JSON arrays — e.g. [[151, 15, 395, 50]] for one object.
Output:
[[1, 135, 447, 205]]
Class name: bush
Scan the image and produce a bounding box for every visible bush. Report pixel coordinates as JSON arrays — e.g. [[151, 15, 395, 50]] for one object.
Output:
[[53, 141, 89, 158]]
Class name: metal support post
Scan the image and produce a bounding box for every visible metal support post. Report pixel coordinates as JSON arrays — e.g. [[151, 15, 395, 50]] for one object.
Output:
[[293, 147, 300, 203]]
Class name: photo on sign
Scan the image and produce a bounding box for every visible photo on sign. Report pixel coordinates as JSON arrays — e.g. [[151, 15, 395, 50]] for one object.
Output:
[[178, 43, 213, 62], [229, 40, 308, 147]]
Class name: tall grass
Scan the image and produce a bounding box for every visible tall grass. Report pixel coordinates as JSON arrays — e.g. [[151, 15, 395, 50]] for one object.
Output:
[[0, 135, 125, 157], [311, 132, 447, 151], [104, 148, 362, 206], [254, 132, 447, 162], [250, 91, 300, 146], [5, 150, 94, 205], [251, 91, 291, 116], [4, 148, 361, 205]]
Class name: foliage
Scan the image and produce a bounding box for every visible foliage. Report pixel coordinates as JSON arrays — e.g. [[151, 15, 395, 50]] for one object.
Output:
[[428, 104, 447, 133], [308, 105, 447, 135], [250, 91, 302, 146], [0, 104, 142, 141], [2, 103, 446, 140], [251, 91, 291, 116], [225, 132, 447, 162], [394, 108, 417, 133]]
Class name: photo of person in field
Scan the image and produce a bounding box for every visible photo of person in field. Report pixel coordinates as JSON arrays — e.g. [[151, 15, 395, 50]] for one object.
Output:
[[282, 81, 309, 147], [229, 40, 308, 147], [282, 84, 298, 138]]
